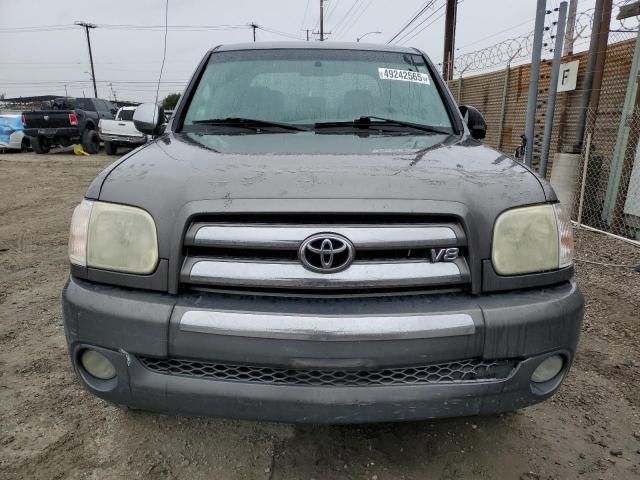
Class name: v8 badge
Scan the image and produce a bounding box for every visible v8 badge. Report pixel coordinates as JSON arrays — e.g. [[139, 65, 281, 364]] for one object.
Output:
[[430, 247, 459, 263]]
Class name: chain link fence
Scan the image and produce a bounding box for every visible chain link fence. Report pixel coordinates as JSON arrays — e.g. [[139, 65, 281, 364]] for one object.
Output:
[[574, 29, 638, 239]]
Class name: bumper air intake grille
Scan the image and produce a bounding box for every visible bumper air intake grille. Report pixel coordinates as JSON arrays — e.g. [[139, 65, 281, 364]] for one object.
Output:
[[139, 357, 517, 387]]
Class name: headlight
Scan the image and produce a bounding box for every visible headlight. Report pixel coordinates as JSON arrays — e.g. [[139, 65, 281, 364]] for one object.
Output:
[[492, 203, 574, 275], [68, 200, 158, 274]]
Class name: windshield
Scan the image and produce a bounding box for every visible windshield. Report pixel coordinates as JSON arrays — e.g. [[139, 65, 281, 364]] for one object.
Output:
[[119, 109, 135, 121], [181, 49, 454, 133]]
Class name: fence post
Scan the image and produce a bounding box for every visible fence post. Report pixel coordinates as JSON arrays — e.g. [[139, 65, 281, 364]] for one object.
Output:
[[497, 49, 524, 153], [539, 1, 568, 178], [497, 64, 511, 151], [457, 65, 470, 104], [576, 132, 593, 226], [524, 0, 547, 167]]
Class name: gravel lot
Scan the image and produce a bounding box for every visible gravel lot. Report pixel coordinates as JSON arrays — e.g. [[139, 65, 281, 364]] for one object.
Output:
[[1, 150, 639, 480]]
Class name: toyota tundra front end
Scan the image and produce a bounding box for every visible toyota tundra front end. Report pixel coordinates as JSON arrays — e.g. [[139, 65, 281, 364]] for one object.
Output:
[[62, 42, 583, 423]]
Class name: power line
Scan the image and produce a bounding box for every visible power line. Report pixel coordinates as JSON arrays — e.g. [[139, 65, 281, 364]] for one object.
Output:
[[387, 0, 437, 44], [325, 0, 339, 22], [300, 0, 312, 30], [96, 23, 249, 31], [333, 0, 367, 38], [455, 17, 534, 50], [258, 25, 305, 40], [0, 23, 250, 33], [335, 0, 366, 35], [331, 0, 363, 35], [0, 25, 76, 33], [155, 0, 169, 108], [398, 10, 446, 45], [337, 0, 375, 40], [394, 2, 446, 45]]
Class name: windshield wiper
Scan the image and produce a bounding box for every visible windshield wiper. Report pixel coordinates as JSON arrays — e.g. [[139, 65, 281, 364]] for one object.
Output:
[[191, 117, 309, 132], [315, 116, 451, 135]]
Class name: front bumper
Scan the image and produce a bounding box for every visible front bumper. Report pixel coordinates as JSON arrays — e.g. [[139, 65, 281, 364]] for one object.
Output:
[[24, 127, 79, 139], [62, 277, 583, 423]]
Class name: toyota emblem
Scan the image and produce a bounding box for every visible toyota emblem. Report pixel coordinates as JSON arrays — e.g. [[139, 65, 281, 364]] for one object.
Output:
[[298, 233, 355, 273]]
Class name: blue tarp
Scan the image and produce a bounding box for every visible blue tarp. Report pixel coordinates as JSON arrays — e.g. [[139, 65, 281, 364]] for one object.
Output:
[[0, 115, 23, 144]]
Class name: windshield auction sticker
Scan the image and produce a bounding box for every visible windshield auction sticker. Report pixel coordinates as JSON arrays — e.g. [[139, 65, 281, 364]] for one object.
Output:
[[378, 68, 430, 85]]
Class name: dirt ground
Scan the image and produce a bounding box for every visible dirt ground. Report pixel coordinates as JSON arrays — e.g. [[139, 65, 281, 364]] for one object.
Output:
[[0, 150, 639, 480]]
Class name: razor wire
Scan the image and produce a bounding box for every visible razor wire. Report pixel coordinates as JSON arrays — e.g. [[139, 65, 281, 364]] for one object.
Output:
[[454, 35, 532, 73]]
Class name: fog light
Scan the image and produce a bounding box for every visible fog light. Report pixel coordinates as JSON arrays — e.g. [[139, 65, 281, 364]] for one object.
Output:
[[531, 355, 564, 383], [80, 349, 116, 380]]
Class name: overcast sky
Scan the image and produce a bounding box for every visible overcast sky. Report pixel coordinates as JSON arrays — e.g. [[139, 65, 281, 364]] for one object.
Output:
[[0, 0, 602, 103]]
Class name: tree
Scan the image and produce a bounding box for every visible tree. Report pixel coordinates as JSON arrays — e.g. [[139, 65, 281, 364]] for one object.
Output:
[[0, 93, 5, 100], [162, 93, 180, 110]]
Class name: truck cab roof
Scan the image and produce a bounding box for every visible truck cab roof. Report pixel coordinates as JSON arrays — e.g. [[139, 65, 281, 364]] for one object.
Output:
[[213, 41, 419, 54]]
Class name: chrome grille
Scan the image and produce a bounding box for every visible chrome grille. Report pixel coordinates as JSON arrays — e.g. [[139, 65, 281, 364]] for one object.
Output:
[[139, 357, 516, 386], [180, 218, 469, 292]]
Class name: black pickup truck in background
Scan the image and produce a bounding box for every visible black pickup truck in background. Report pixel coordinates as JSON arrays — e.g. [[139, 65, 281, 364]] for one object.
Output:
[[22, 97, 116, 154]]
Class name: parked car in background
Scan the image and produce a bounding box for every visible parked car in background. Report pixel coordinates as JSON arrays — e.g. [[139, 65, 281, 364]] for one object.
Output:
[[0, 114, 29, 151], [98, 107, 149, 155], [22, 97, 116, 154]]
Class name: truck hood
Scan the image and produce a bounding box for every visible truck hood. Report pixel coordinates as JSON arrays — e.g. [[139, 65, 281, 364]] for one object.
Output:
[[91, 132, 551, 258]]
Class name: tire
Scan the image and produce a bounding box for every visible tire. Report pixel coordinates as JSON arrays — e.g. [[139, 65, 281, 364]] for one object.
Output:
[[81, 129, 100, 154], [31, 136, 50, 154], [104, 141, 118, 156]]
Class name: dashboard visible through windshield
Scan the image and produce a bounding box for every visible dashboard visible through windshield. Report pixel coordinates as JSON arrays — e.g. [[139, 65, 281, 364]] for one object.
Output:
[[180, 49, 455, 134]]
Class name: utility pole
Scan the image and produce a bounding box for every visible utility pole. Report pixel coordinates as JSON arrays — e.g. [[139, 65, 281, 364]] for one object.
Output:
[[588, 0, 613, 115], [320, 0, 325, 41], [442, 0, 458, 81], [75, 22, 98, 98], [250, 22, 259, 42], [110, 83, 117, 104], [563, 0, 578, 56], [312, 0, 331, 41], [573, 0, 605, 150], [64, 84, 68, 97], [305, 29, 311, 41]]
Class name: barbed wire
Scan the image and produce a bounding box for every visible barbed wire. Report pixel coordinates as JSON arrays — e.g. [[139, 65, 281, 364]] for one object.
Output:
[[454, 34, 532, 74], [573, 1, 639, 40]]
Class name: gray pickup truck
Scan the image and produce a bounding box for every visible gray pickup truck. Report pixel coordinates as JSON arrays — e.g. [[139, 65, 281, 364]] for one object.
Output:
[[62, 42, 583, 423]]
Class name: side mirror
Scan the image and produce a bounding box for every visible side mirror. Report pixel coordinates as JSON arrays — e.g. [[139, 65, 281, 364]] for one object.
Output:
[[110, 108, 118, 115], [459, 105, 487, 140], [133, 103, 165, 135]]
